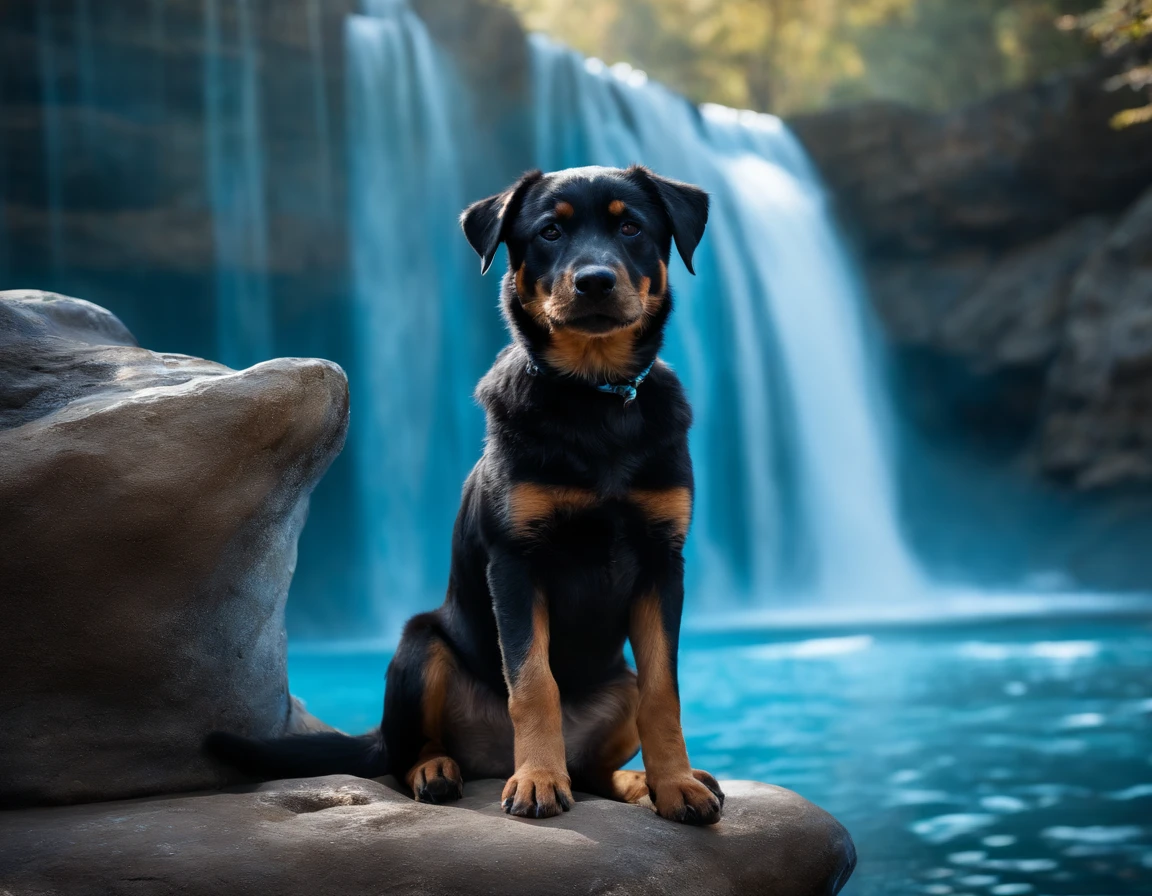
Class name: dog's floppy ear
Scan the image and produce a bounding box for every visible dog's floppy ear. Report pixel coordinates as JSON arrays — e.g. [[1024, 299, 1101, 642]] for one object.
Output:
[[460, 170, 544, 274], [628, 165, 709, 274]]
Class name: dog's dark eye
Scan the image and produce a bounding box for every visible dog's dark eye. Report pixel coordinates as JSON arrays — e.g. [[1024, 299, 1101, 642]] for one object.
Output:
[[620, 222, 640, 237], [539, 224, 562, 241]]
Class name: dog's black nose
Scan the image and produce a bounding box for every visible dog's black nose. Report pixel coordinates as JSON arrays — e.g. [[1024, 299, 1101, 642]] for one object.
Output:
[[574, 266, 617, 297]]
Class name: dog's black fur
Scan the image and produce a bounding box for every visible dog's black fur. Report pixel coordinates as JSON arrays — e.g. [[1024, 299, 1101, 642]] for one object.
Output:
[[207, 165, 724, 824]]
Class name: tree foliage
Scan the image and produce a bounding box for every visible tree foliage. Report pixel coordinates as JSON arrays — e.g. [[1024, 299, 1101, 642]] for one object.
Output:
[[1073, 0, 1152, 127], [506, 0, 1100, 114]]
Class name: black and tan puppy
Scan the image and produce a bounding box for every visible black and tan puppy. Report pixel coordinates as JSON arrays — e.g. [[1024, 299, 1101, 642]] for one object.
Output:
[[208, 165, 723, 824]]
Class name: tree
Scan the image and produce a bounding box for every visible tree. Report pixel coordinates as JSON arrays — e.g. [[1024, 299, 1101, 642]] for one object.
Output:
[[1073, 0, 1152, 127], [506, 0, 1100, 114]]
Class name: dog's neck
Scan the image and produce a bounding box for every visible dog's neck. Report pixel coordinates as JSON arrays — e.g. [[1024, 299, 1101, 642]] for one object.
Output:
[[500, 274, 671, 386], [524, 352, 657, 405]]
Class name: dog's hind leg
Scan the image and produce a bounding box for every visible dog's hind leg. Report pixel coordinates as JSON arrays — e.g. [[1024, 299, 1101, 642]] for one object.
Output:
[[567, 669, 721, 809], [382, 614, 465, 804], [567, 671, 649, 804]]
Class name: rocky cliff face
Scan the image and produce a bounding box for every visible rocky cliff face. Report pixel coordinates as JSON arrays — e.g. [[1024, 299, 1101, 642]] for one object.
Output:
[[793, 41, 1152, 489], [1041, 189, 1152, 486]]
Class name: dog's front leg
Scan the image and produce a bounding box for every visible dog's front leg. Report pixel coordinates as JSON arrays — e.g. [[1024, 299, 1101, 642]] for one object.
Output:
[[630, 571, 724, 825], [488, 548, 573, 818]]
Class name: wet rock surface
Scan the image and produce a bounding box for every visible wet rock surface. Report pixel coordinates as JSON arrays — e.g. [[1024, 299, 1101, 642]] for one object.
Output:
[[0, 290, 347, 806], [0, 776, 856, 896]]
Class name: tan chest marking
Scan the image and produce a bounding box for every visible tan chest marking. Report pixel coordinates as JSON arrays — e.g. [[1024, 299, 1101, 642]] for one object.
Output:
[[544, 327, 641, 381], [508, 484, 691, 539], [630, 487, 692, 541], [507, 483, 599, 534]]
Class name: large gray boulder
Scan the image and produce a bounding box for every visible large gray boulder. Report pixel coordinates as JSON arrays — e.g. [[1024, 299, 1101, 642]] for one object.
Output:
[[0, 775, 856, 895], [0, 290, 347, 806]]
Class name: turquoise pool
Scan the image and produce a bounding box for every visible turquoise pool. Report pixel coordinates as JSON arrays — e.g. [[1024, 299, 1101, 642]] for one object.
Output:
[[289, 618, 1152, 895]]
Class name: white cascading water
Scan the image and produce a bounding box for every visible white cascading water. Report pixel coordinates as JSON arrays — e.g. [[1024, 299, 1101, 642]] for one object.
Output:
[[346, 6, 920, 636], [531, 38, 922, 608]]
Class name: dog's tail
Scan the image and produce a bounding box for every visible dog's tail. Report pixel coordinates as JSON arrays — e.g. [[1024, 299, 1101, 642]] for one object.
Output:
[[204, 729, 388, 782]]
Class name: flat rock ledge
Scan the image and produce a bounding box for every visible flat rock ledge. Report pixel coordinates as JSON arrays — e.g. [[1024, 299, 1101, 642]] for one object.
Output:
[[0, 776, 855, 896]]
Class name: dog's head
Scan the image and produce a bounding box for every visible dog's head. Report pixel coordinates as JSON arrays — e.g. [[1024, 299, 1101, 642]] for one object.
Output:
[[461, 166, 708, 379]]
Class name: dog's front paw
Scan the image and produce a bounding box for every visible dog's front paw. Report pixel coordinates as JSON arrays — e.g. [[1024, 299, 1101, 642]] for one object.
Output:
[[501, 767, 573, 818], [649, 769, 724, 825]]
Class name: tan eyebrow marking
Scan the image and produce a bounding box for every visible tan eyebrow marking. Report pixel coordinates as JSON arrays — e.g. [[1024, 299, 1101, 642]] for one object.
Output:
[[608, 200, 626, 215], [555, 201, 574, 219]]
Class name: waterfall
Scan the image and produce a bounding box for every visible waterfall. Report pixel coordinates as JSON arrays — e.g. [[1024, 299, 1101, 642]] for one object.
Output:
[[347, 3, 499, 634], [345, 6, 921, 636], [204, 0, 272, 370], [527, 41, 921, 606]]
